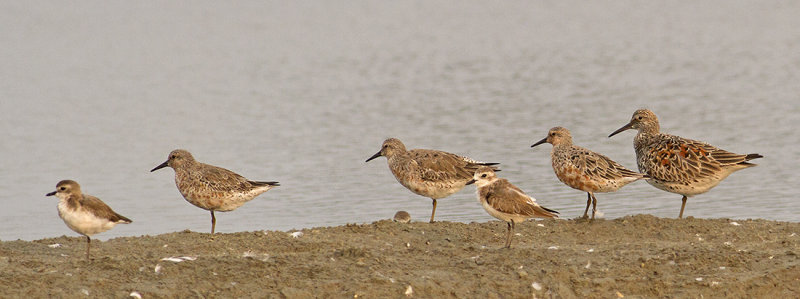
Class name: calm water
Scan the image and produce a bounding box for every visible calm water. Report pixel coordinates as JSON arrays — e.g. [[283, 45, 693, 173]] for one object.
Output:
[[1, 1, 798, 240]]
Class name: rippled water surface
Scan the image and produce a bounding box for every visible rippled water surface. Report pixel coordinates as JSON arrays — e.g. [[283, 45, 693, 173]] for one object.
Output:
[[1, 1, 798, 240]]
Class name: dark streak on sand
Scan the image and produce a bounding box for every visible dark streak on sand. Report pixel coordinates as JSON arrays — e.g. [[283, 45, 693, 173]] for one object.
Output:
[[1, 215, 798, 298]]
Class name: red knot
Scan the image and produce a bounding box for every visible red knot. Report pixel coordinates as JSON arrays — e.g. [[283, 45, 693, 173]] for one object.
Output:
[[609, 109, 762, 218], [151, 149, 279, 237], [466, 166, 559, 248], [46, 180, 132, 260], [532, 127, 648, 220], [366, 138, 499, 223]]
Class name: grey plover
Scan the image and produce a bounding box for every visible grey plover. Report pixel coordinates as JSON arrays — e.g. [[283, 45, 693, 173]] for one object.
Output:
[[609, 109, 762, 218], [46, 180, 132, 260], [151, 149, 279, 237], [366, 138, 499, 223], [531, 127, 648, 219], [466, 166, 559, 248]]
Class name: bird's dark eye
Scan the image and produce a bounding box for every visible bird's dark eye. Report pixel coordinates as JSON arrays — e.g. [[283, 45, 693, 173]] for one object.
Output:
[[171, 155, 176, 159], [481, 174, 487, 178], [637, 116, 643, 120], [59, 187, 66, 191]]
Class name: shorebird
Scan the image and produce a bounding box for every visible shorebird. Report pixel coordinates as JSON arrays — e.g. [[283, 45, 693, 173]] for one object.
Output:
[[151, 149, 279, 237], [366, 138, 499, 223], [531, 127, 648, 219], [466, 166, 559, 248], [46, 180, 132, 260], [609, 109, 763, 218]]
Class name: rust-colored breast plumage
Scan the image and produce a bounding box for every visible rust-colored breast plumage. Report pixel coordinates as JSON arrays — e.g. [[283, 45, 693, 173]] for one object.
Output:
[[636, 133, 748, 183]]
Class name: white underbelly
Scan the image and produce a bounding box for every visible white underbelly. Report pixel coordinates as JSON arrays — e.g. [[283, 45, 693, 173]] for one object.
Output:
[[480, 199, 529, 224], [58, 203, 116, 236]]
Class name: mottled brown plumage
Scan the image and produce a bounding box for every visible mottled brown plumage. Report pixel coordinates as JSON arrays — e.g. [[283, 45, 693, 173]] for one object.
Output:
[[609, 109, 762, 218], [151, 149, 279, 237], [366, 138, 499, 223], [467, 166, 558, 248], [46, 180, 132, 260], [532, 127, 647, 219]]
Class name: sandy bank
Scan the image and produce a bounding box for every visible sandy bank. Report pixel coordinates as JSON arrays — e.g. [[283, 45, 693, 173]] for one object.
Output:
[[1, 215, 798, 298]]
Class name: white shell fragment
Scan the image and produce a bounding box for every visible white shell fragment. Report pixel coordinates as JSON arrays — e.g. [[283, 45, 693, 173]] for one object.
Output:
[[129, 291, 143, 299], [290, 231, 304, 238], [404, 285, 413, 297], [160, 256, 197, 262], [48, 243, 62, 248], [531, 282, 543, 291]]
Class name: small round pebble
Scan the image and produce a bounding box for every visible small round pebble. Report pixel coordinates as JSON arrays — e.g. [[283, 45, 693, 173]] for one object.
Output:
[[393, 211, 411, 223]]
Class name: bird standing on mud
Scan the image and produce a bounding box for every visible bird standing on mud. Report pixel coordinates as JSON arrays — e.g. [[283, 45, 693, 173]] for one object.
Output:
[[366, 138, 499, 223], [151, 149, 279, 238], [609, 109, 762, 218], [532, 127, 648, 219], [467, 166, 559, 248], [47, 180, 132, 260]]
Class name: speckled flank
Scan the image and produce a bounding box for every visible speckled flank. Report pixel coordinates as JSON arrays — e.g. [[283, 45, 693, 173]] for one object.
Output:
[[609, 109, 762, 218], [151, 149, 279, 236], [366, 138, 499, 223], [532, 127, 647, 219], [468, 166, 558, 248], [46, 180, 131, 260]]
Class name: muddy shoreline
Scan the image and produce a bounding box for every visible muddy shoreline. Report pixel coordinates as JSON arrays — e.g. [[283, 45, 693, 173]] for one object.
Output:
[[1, 215, 798, 298]]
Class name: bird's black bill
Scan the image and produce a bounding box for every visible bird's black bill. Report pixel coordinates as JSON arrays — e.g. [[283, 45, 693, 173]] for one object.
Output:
[[151, 160, 169, 172], [45, 191, 56, 196], [465, 179, 476, 185], [365, 151, 382, 162], [608, 122, 633, 138], [531, 137, 548, 148]]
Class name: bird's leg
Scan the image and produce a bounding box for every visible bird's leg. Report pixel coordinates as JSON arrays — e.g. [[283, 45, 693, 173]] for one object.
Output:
[[591, 193, 598, 220], [582, 193, 591, 219], [505, 220, 515, 248], [210, 210, 216, 239], [679, 196, 688, 219], [86, 236, 91, 261], [429, 199, 437, 223]]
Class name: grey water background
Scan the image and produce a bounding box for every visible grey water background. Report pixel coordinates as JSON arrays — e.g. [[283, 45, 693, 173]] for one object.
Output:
[[1, 1, 798, 241]]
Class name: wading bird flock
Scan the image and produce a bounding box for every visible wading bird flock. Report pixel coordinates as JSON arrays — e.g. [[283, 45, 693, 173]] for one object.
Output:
[[47, 109, 762, 256]]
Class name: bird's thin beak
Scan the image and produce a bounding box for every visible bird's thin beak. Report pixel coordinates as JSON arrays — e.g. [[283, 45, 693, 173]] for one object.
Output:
[[365, 150, 382, 163], [531, 137, 548, 148], [151, 160, 169, 172], [608, 122, 633, 138], [46, 191, 56, 197], [465, 179, 476, 185]]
